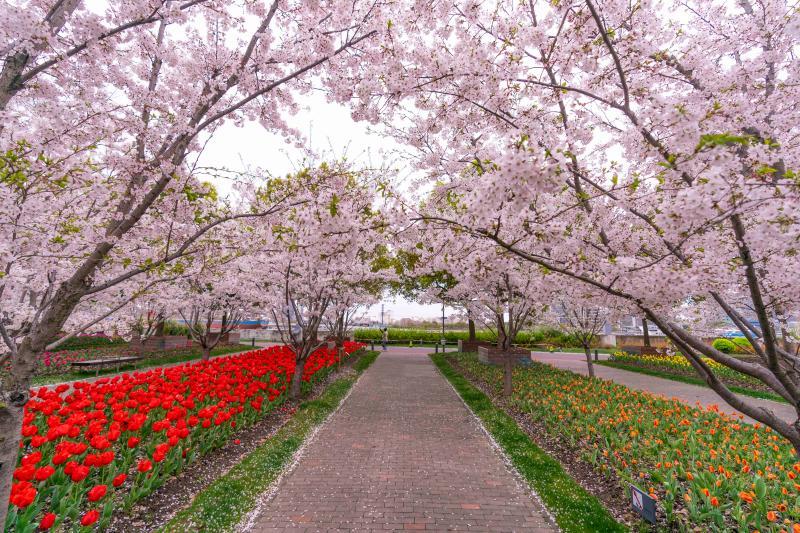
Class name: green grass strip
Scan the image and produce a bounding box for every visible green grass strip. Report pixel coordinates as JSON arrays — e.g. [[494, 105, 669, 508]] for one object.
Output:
[[597, 361, 787, 403], [161, 350, 380, 532], [353, 350, 380, 372], [430, 353, 625, 533]]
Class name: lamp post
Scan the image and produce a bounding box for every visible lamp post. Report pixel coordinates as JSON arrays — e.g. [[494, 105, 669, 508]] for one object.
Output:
[[441, 302, 446, 349]]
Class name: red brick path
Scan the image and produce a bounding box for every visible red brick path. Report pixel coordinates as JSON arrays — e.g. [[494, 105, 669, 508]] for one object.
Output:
[[248, 349, 555, 532]]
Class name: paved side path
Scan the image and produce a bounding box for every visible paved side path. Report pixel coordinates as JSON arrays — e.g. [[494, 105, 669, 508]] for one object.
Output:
[[249, 349, 555, 532], [530, 351, 797, 424]]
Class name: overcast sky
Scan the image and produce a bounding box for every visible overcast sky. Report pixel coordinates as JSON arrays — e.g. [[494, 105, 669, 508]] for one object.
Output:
[[195, 91, 449, 320]]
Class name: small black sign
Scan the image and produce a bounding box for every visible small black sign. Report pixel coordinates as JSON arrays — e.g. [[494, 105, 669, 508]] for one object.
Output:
[[630, 484, 657, 524]]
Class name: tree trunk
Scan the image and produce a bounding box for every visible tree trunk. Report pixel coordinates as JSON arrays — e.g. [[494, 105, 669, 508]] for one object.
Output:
[[201, 345, 211, 361], [781, 325, 792, 353], [0, 344, 38, 529], [468, 318, 476, 342], [289, 356, 308, 400], [503, 353, 513, 397], [0, 402, 24, 529], [584, 346, 595, 378], [642, 317, 651, 347]]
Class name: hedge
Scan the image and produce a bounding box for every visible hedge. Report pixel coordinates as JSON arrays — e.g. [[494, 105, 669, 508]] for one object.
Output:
[[353, 327, 586, 347]]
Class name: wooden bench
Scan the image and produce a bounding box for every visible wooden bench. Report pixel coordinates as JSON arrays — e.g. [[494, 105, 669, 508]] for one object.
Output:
[[70, 356, 144, 376]]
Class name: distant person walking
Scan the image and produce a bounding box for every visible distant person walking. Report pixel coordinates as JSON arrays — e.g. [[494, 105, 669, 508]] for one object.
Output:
[[381, 328, 388, 351]]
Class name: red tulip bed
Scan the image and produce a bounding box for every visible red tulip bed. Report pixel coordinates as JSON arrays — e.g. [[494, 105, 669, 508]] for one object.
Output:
[[6, 341, 365, 532]]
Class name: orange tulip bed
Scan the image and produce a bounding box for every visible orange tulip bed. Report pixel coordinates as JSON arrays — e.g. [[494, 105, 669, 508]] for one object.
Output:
[[448, 352, 800, 532]]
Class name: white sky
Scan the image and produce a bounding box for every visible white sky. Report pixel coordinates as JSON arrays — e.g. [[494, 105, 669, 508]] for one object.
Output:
[[196, 91, 445, 320]]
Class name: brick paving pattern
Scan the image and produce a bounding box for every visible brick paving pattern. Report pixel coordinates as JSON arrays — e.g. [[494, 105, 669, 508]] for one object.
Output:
[[530, 351, 795, 424], [249, 349, 555, 532]]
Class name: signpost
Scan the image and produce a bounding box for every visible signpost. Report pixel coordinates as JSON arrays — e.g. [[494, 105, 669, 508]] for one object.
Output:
[[630, 484, 656, 524]]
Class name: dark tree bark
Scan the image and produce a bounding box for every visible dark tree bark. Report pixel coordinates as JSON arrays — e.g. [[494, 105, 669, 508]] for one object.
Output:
[[201, 344, 212, 362], [468, 317, 476, 342], [583, 345, 595, 378], [181, 308, 241, 362], [642, 317, 651, 347], [289, 357, 307, 399]]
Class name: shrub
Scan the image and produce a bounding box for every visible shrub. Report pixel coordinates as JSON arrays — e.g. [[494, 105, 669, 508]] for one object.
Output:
[[731, 337, 754, 353], [48, 335, 125, 351], [712, 338, 736, 353], [162, 320, 191, 337], [353, 327, 587, 348]]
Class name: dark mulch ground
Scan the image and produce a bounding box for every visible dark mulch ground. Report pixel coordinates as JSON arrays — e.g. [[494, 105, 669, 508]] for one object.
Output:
[[107, 353, 366, 533], [443, 354, 646, 529]]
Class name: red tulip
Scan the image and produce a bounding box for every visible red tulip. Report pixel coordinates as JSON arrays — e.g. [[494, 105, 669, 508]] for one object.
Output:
[[80, 510, 100, 527], [52, 451, 70, 466], [13, 464, 35, 482], [11, 343, 364, 527], [87, 484, 107, 502], [10, 481, 37, 508], [39, 512, 56, 530], [34, 466, 55, 481], [21, 451, 43, 466], [70, 464, 90, 482], [137, 459, 152, 473], [90, 435, 111, 450]]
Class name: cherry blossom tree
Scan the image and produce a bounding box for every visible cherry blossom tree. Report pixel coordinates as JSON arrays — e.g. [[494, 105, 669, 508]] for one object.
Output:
[[548, 288, 622, 378], [402, 215, 548, 395], [242, 163, 390, 399], [365, 1, 800, 452], [443, 247, 548, 396], [177, 268, 248, 361], [325, 295, 375, 349], [180, 306, 243, 361], [0, 0, 394, 518]]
